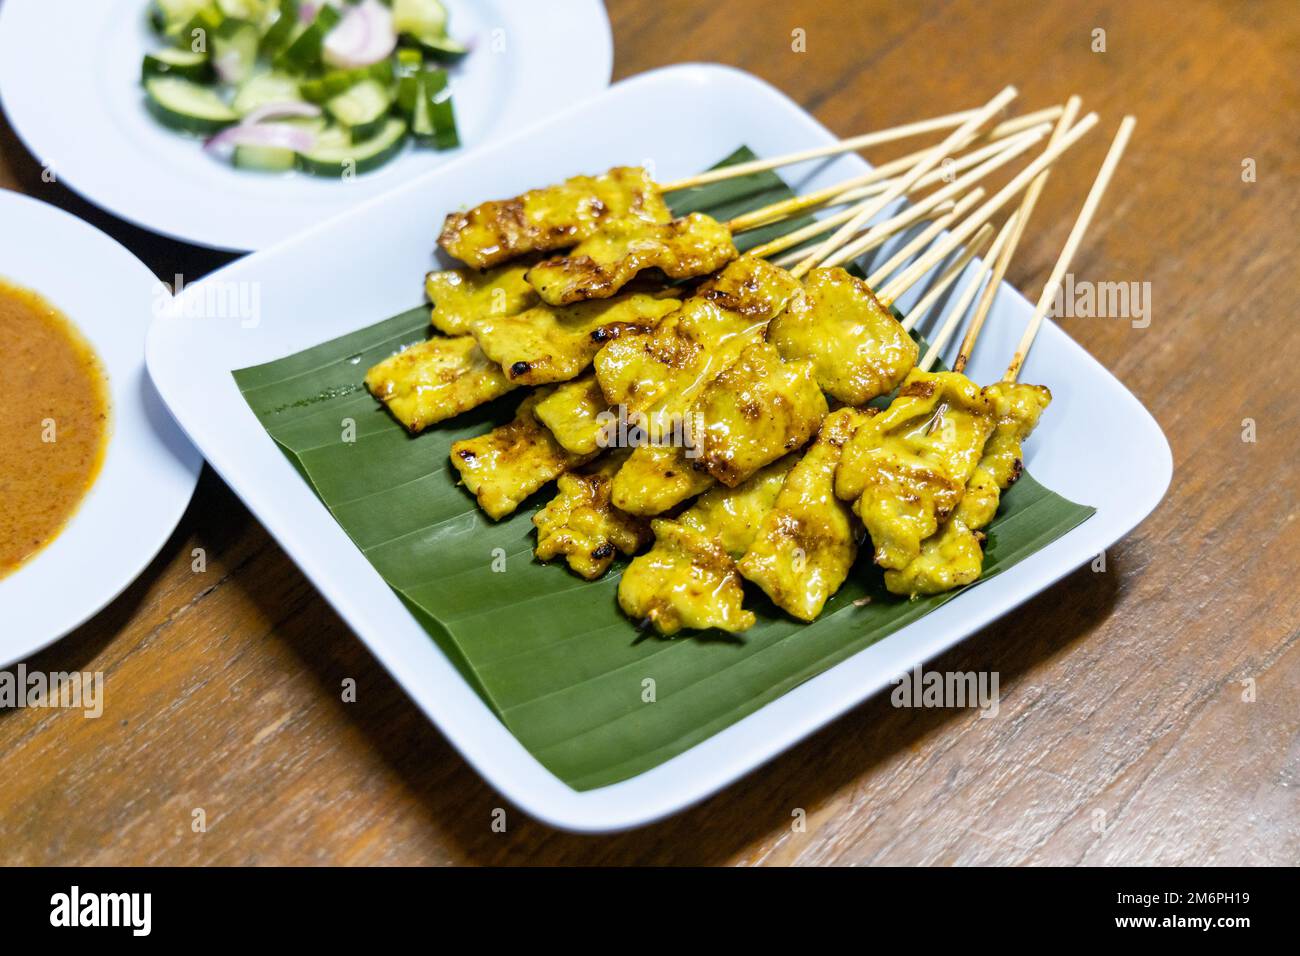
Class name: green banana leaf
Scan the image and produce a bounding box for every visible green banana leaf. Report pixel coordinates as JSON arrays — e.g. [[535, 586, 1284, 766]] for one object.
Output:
[[233, 149, 1094, 791]]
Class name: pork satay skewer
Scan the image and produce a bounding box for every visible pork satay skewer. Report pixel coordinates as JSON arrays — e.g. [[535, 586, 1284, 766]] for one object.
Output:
[[441, 97, 1042, 271], [876, 246, 1041, 596], [883, 119, 1136, 596], [874, 111, 1099, 304], [602, 190, 999, 518], [657, 99, 1049, 192], [954, 96, 1082, 372], [610, 220, 1001, 619], [725, 108, 1061, 232], [527, 107, 1033, 308], [428, 146, 989, 338], [417, 180, 988, 436], [733, 218, 1006, 621], [747, 121, 1047, 262], [650, 116, 1132, 619]]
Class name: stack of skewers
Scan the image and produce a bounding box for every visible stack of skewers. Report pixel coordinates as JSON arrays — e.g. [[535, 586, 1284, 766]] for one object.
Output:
[[364, 86, 1135, 635]]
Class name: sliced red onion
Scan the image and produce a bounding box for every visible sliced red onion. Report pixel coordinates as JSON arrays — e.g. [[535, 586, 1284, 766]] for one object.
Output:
[[241, 101, 323, 125], [323, 0, 396, 69], [206, 122, 318, 154]]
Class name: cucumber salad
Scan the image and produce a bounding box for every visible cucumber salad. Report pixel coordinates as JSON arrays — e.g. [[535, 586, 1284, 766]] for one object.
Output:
[[142, 0, 465, 175]]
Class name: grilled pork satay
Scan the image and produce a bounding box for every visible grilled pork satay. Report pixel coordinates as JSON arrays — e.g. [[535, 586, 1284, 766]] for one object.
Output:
[[811, 115, 1088, 570], [692, 341, 828, 487], [835, 369, 996, 569], [520, 117, 1054, 308], [595, 255, 802, 414], [525, 213, 738, 306], [884, 382, 1050, 595], [439, 167, 673, 270], [605, 211, 997, 518], [758, 112, 1094, 409], [737, 407, 874, 621], [365, 335, 516, 433], [530, 374, 609, 456], [574, 99, 1058, 520], [444, 195, 925, 515], [610, 340, 828, 516], [885, 112, 1133, 596], [371, 274, 674, 433], [533, 451, 651, 580], [617, 458, 796, 635], [601, 198, 983, 516], [425, 262, 539, 336], [470, 290, 681, 386], [767, 266, 919, 405], [438, 100, 1057, 271], [595, 256, 803, 515], [449, 393, 595, 520]]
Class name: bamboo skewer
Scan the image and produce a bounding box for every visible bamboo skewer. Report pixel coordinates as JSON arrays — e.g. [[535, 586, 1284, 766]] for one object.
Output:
[[1004, 116, 1136, 383], [724, 108, 1061, 231], [953, 96, 1082, 373], [746, 123, 1046, 260], [917, 212, 1019, 371], [813, 121, 1047, 271], [874, 111, 1099, 305], [658, 97, 1046, 192], [736, 123, 1046, 246], [798, 196, 962, 267], [840, 188, 988, 281], [894, 224, 996, 331], [788, 85, 1020, 279]]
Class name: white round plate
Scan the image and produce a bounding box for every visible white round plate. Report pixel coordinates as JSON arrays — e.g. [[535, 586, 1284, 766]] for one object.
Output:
[[0, 0, 612, 252], [0, 189, 202, 667]]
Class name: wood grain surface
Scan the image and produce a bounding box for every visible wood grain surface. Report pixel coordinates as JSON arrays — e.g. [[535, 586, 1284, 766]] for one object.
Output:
[[1, 0, 1297, 866]]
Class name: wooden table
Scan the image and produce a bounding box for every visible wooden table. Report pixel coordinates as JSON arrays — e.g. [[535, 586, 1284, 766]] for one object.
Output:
[[1, 0, 1296, 866]]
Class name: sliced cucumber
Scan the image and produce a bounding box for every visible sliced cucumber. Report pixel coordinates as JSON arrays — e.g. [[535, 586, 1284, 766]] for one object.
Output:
[[300, 62, 393, 104], [274, 4, 342, 70], [231, 70, 301, 114], [422, 68, 458, 149], [145, 76, 239, 133], [392, 0, 448, 40], [396, 72, 430, 136], [154, 0, 212, 33], [398, 69, 457, 149], [233, 143, 297, 171], [393, 0, 467, 60], [216, 0, 269, 19], [394, 47, 424, 77], [326, 79, 391, 142], [213, 19, 260, 84], [173, 4, 225, 50], [142, 47, 213, 82], [259, 0, 298, 55], [298, 118, 408, 176], [408, 33, 468, 60]]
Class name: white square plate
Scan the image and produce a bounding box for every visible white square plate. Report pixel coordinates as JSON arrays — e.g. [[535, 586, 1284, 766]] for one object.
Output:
[[146, 64, 1172, 832]]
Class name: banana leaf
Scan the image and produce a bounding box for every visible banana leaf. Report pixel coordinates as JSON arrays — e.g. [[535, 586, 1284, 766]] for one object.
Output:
[[233, 149, 1094, 791]]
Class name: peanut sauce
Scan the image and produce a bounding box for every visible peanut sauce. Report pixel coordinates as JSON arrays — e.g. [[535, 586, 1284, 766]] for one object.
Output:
[[0, 278, 110, 577]]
